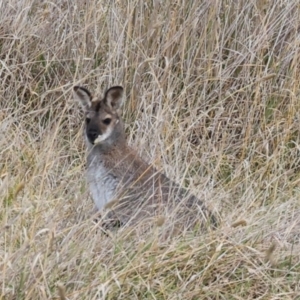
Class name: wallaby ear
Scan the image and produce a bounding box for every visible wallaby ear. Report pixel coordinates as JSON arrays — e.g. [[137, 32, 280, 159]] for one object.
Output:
[[103, 86, 124, 111], [73, 86, 92, 112]]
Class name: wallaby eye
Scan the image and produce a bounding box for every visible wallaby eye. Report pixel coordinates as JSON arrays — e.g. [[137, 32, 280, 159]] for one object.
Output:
[[86, 117, 91, 124], [103, 118, 111, 125]]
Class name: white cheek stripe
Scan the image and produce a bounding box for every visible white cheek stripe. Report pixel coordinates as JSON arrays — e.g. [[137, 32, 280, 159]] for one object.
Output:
[[94, 127, 113, 144]]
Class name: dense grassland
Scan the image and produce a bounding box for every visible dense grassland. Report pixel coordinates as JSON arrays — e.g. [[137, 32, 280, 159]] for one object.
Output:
[[1, 0, 300, 299]]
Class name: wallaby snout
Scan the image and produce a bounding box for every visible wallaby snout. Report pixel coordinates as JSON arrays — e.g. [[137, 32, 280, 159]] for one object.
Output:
[[87, 129, 99, 144]]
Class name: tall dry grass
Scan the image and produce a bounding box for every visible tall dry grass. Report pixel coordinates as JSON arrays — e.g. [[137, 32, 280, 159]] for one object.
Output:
[[1, 0, 300, 298]]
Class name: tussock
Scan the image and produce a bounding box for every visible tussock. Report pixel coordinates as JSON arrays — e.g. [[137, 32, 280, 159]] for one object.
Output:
[[1, 0, 300, 298]]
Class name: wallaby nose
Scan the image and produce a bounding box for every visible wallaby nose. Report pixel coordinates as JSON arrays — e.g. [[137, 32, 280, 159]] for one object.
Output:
[[87, 129, 99, 144]]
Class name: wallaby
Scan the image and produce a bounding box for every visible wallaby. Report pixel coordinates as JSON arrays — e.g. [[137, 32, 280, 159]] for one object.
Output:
[[73, 85, 217, 233]]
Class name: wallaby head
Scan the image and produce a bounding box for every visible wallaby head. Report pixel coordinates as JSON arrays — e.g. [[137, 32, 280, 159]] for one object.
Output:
[[73, 86, 125, 147]]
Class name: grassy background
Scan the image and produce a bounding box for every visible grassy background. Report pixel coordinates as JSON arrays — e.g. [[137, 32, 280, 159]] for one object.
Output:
[[1, 0, 300, 299]]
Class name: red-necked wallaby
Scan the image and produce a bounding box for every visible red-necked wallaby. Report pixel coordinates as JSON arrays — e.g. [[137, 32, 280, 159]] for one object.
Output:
[[73, 85, 217, 233]]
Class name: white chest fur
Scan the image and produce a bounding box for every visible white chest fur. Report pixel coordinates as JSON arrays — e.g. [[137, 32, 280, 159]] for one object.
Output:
[[86, 161, 119, 211]]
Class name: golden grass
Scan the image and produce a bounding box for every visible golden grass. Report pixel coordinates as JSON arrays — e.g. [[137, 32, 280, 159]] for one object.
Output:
[[1, 0, 300, 298]]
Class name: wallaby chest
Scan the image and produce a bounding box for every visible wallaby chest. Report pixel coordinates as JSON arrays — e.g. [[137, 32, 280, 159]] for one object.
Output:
[[86, 155, 120, 210]]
